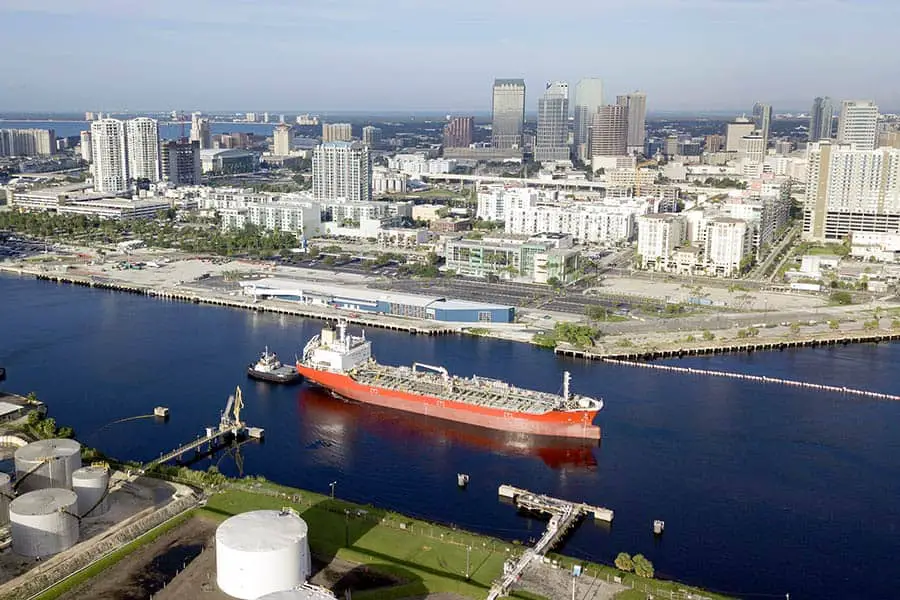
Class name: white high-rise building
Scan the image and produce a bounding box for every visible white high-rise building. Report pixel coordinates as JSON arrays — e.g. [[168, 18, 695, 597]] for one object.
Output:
[[90, 119, 129, 193], [476, 185, 542, 222], [837, 100, 879, 151], [804, 141, 900, 241], [79, 131, 92, 163], [273, 123, 291, 155], [637, 213, 686, 270], [703, 218, 751, 277], [573, 78, 604, 162], [125, 117, 161, 182], [740, 133, 766, 165], [506, 199, 646, 243], [491, 79, 526, 150], [312, 142, 371, 202], [534, 81, 569, 162]]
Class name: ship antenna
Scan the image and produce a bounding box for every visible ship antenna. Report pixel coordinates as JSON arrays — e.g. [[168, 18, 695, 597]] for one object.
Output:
[[563, 371, 571, 402]]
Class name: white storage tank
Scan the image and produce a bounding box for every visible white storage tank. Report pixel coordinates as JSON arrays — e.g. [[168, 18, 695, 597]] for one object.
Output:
[[216, 509, 311, 600], [0, 472, 12, 526], [255, 585, 337, 600], [72, 465, 110, 517], [14, 439, 82, 493], [9, 488, 79, 557]]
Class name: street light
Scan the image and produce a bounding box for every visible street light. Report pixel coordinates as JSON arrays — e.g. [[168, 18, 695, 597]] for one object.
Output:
[[465, 546, 471, 580], [329, 481, 337, 499]]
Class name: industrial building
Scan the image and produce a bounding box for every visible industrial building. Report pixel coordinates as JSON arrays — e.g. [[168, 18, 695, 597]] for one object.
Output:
[[240, 278, 515, 323], [200, 148, 260, 174]]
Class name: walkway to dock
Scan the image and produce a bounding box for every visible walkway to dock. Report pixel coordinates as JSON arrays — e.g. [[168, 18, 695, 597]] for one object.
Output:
[[603, 358, 900, 401], [487, 485, 613, 600], [140, 425, 243, 473]]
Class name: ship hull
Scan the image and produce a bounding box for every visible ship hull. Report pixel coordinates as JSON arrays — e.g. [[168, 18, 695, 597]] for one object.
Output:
[[296, 365, 601, 440], [247, 365, 302, 384]]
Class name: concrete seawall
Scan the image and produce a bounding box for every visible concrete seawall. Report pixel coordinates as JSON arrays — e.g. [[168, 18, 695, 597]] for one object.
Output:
[[1, 267, 457, 336]]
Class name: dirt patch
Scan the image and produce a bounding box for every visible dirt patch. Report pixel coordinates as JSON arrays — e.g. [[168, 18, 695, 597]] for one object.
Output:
[[56, 516, 216, 600], [309, 555, 400, 595], [513, 559, 626, 600]]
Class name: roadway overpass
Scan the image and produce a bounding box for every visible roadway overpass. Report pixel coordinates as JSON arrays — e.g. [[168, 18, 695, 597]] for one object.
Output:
[[421, 173, 609, 193]]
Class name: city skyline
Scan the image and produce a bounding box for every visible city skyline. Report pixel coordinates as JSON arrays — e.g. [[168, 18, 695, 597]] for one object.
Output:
[[1, 0, 899, 112]]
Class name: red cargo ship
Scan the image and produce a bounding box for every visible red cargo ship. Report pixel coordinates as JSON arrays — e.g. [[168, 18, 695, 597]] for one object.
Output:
[[296, 321, 602, 439]]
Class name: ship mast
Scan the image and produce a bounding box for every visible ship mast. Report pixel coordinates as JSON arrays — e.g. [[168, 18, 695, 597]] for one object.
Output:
[[563, 371, 571, 402]]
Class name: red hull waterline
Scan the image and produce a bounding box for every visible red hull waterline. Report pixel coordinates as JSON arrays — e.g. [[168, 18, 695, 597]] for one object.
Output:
[[297, 365, 601, 440]]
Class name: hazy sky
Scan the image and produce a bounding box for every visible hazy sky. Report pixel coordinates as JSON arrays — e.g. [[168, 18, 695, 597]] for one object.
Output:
[[1, 0, 898, 113]]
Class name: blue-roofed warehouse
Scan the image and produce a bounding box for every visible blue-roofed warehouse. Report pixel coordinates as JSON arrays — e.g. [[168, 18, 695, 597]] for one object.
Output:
[[239, 277, 515, 323]]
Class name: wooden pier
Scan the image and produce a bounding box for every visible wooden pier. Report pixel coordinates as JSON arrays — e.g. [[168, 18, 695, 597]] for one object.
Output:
[[488, 485, 613, 600], [556, 332, 900, 362]]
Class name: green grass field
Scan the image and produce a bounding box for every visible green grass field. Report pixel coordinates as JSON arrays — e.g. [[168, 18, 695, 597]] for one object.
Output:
[[201, 486, 530, 599]]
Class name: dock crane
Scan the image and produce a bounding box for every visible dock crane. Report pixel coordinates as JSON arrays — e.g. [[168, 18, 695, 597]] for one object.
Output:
[[220, 386, 244, 431]]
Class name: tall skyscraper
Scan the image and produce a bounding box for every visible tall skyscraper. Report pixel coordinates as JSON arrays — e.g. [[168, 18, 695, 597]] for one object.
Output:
[[573, 78, 604, 162], [273, 123, 292, 155], [837, 100, 879, 151], [125, 117, 160, 183], [322, 123, 353, 142], [161, 140, 201, 186], [617, 92, 647, 154], [312, 141, 372, 203], [90, 119, 129, 193], [809, 97, 834, 142], [190, 112, 212, 149], [362, 125, 382, 148], [443, 117, 474, 148], [534, 81, 569, 162], [590, 104, 628, 157], [491, 79, 526, 150], [80, 131, 92, 163], [752, 102, 773, 147]]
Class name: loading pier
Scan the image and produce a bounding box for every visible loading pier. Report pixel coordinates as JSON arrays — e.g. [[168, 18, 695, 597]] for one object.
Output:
[[139, 386, 261, 474], [487, 485, 612, 600]]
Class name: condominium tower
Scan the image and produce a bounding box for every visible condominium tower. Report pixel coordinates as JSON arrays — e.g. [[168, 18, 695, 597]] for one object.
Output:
[[752, 102, 772, 147], [804, 141, 900, 241], [837, 100, 879, 151], [443, 116, 474, 148], [618, 92, 647, 154], [590, 104, 628, 157], [125, 117, 161, 182], [190, 113, 212, 149], [808, 97, 834, 142], [322, 123, 353, 142], [312, 141, 372, 203], [90, 119, 129, 193], [573, 78, 603, 162], [491, 79, 526, 149], [534, 81, 570, 162], [273, 123, 292, 155]]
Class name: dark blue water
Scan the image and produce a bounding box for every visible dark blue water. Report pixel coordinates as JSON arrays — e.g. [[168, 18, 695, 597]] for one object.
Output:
[[0, 120, 276, 140], [2, 273, 899, 600]]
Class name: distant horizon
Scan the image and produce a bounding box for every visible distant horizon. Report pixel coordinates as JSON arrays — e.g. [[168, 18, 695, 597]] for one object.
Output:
[[1, 2, 898, 111]]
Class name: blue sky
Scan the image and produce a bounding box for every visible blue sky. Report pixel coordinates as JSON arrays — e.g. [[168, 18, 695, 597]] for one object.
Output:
[[1, 0, 897, 113]]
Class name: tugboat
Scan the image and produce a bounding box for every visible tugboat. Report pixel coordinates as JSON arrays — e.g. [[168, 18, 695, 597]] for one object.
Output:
[[247, 347, 302, 384]]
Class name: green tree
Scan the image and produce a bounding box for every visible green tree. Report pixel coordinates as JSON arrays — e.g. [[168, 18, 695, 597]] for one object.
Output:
[[829, 319, 839, 330], [789, 322, 801, 334], [614, 552, 634, 572], [830, 291, 853, 305], [702, 330, 715, 341], [547, 276, 562, 289], [632, 554, 655, 578], [863, 319, 879, 331]]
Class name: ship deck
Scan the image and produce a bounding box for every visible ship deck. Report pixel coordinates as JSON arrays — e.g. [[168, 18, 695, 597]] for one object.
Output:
[[350, 363, 576, 415]]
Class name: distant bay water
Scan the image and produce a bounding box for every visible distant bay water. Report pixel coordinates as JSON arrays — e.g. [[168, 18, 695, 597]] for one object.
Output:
[[0, 120, 277, 140], [1, 272, 899, 600]]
